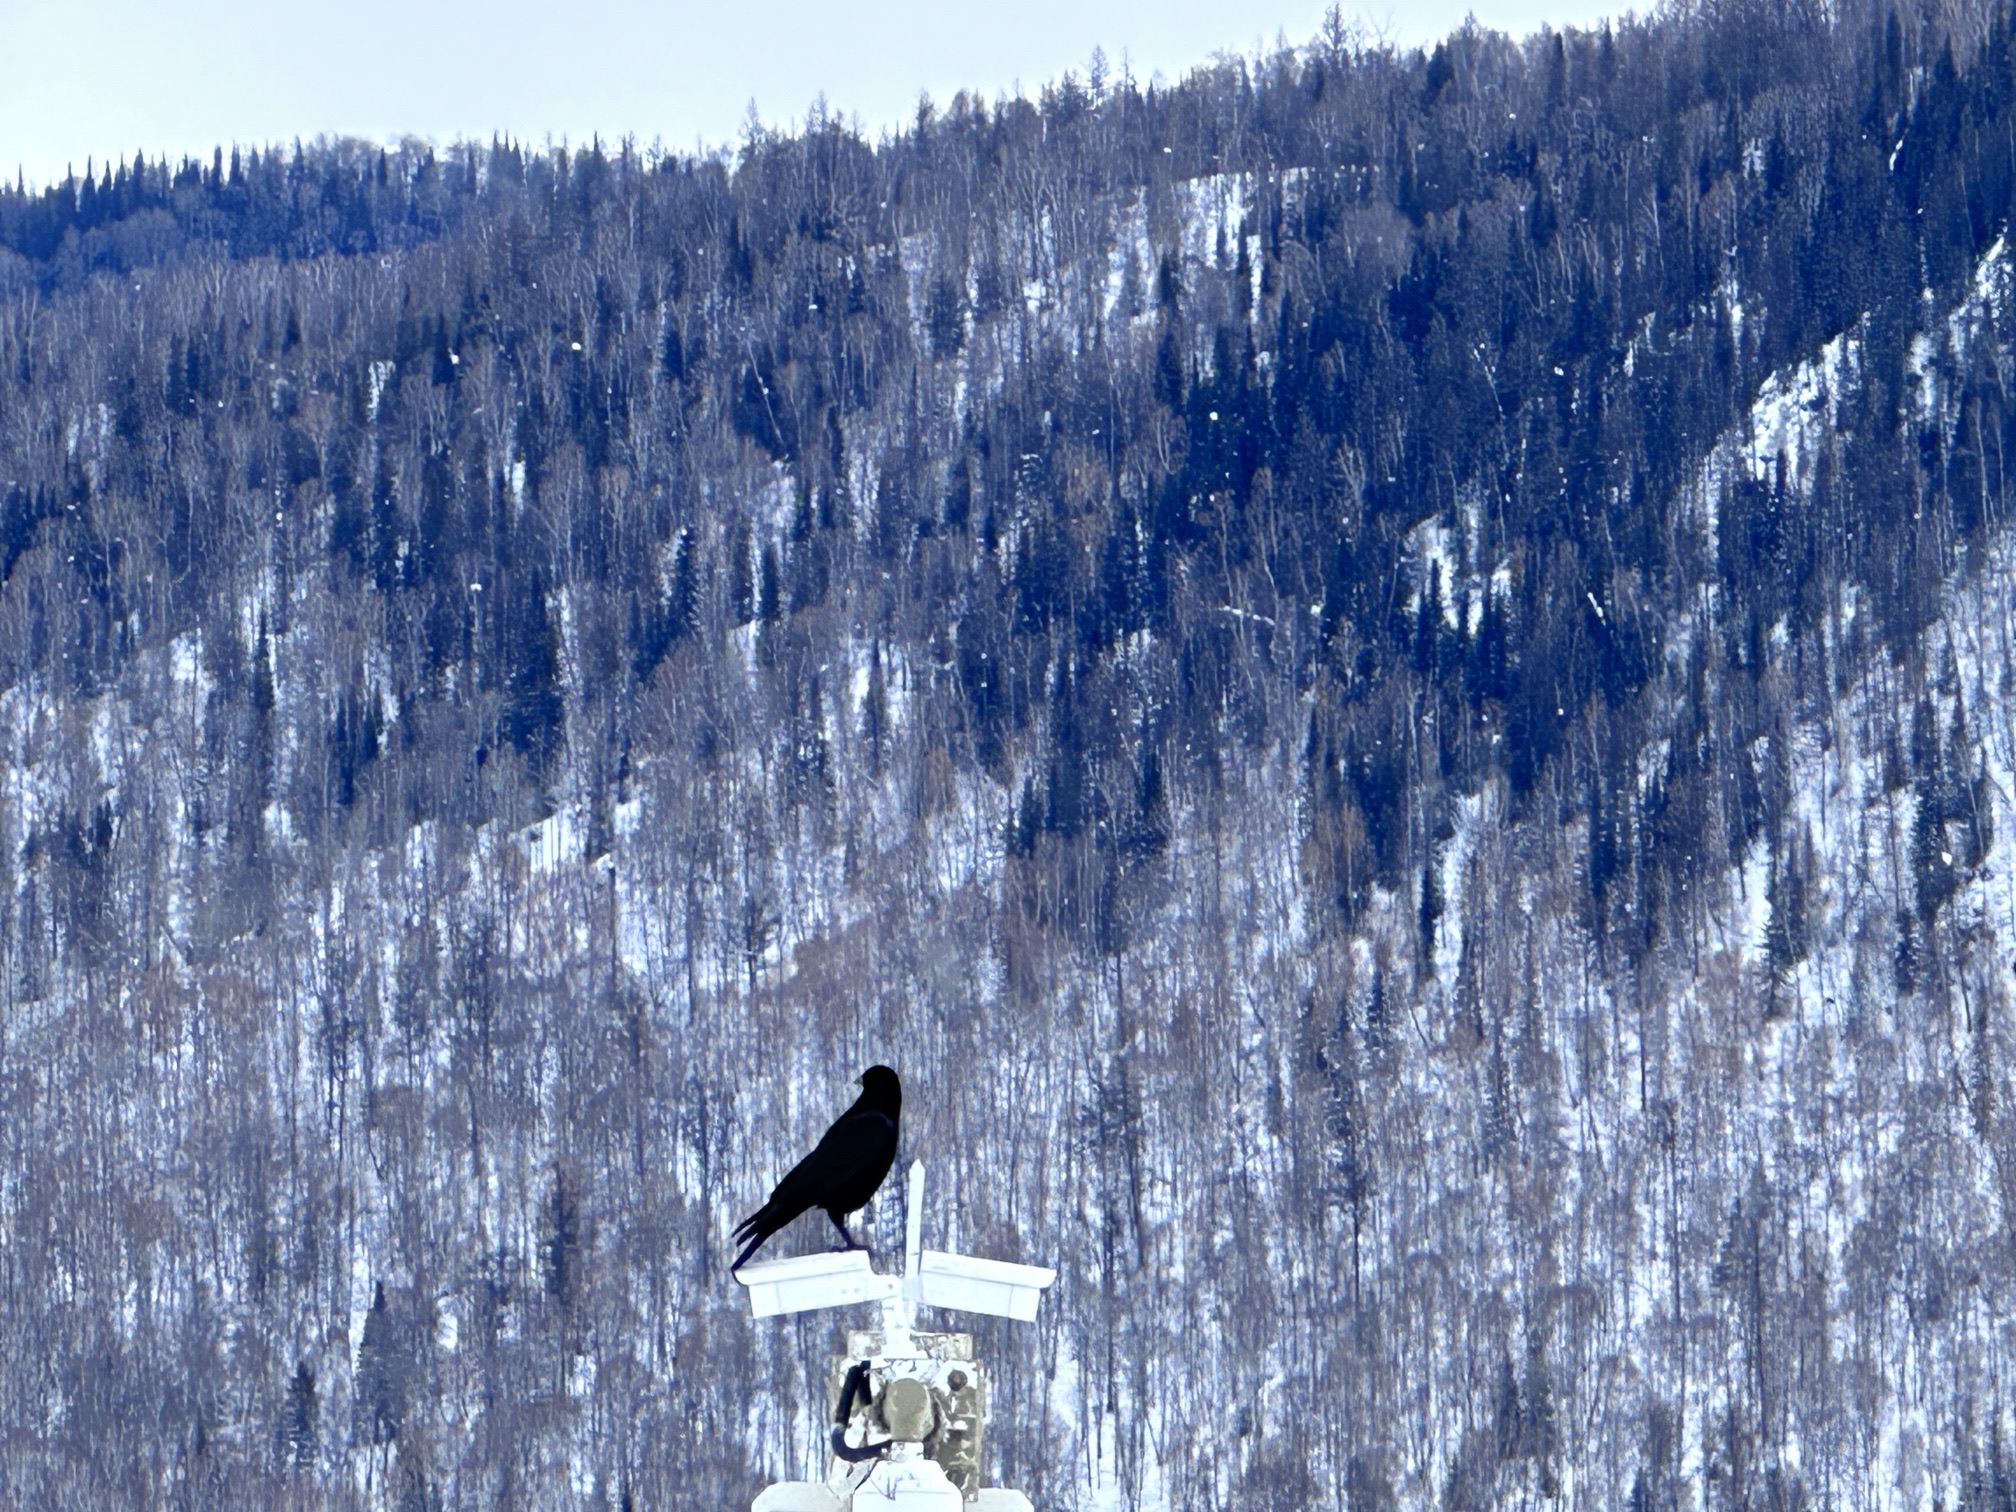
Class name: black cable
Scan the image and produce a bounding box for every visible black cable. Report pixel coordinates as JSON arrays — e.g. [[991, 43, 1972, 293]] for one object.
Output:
[[830, 1360, 890, 1464]]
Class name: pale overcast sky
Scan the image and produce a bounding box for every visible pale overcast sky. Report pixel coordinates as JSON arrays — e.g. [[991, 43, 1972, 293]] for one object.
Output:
[[3, 0, 1631, 191]]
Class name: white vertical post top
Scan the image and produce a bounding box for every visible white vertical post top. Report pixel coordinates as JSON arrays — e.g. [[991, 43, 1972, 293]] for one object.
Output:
[[903, 1159, 926, 1295], [877, 1159, 928, 1352]]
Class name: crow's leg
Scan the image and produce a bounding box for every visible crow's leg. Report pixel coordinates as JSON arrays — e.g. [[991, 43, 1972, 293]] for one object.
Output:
[[826, 1210, 864, 1252]]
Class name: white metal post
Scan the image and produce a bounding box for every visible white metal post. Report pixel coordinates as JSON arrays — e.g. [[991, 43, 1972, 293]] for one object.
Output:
[[878, 1158, 927, 1355], [736, 1159, 1053, 1511]]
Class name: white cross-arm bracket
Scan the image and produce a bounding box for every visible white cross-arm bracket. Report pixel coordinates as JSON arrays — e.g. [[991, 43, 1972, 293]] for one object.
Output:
[[735, 1161, 1055, 1322]]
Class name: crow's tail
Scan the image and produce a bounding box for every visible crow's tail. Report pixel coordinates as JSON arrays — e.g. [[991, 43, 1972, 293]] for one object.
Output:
[[731, 1201, 787, 1271]]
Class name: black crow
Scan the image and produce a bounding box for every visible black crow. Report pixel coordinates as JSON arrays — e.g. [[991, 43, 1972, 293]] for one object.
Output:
[[732, 1066, 902, 1271]]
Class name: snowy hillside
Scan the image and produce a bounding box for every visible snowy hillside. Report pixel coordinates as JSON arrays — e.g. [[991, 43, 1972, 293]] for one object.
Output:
[[7, 0, 2016, 1506]]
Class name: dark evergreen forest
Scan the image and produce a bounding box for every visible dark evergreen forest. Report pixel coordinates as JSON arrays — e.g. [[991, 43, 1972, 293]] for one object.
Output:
[[6, 0, 2016, 1503]]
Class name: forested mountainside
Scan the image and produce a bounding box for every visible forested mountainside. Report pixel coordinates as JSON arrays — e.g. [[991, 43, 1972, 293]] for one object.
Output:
[[8, 0, 2016, 1503]]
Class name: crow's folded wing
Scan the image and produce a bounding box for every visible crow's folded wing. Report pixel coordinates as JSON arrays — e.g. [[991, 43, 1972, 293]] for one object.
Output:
[[732, 1104, 897, 1265]]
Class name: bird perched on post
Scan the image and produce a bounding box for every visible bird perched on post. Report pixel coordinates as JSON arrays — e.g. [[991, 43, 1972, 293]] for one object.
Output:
[[732, 1066, 902, 1272]]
